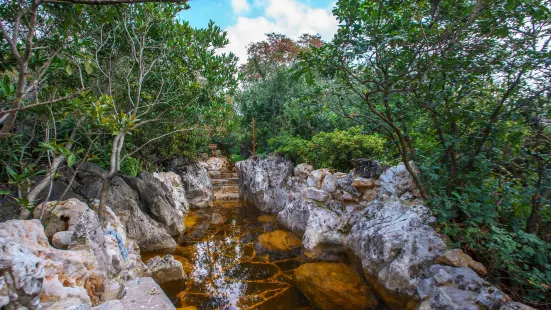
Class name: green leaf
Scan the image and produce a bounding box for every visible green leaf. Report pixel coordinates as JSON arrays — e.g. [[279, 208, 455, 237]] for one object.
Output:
[[66, 64, 73, 76], [5, 166, 18, 178], [84, 60, 93, 75], [67, 153, 76, 167], [0, 189, 11, 195]]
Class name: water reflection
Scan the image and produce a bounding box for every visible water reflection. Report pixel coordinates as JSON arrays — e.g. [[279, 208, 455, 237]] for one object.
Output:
[[142, 203, 313, 309]]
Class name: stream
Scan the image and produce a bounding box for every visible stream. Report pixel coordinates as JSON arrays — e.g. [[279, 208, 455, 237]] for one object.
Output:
[[141, 202, 351, 309]]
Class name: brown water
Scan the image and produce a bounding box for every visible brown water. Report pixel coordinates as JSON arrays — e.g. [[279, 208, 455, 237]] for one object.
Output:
[[141, 202, 339, 310]]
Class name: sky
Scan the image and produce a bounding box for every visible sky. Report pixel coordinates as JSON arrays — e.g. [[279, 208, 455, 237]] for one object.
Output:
[[179, 0, 339, 64]]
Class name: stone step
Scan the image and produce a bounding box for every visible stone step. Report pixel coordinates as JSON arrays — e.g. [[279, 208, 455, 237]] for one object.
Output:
[[213, 199, 241, 208], [228, 178, 239, 185], [213, 185, 239, 194], [211, 179, 229, 186], [221, 173, 238, 179], [214, 192, 241, 201]]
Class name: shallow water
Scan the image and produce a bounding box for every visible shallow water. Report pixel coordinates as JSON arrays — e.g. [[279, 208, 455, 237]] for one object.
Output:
[[141, 202, 330, 310]]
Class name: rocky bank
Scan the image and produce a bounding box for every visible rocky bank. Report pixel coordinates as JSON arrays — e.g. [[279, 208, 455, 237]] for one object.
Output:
[[0, 157, 217, 309], [237, 156, 533, 310]]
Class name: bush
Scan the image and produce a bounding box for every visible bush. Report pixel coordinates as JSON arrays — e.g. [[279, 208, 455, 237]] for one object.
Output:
[[270, 127, 388, 171]]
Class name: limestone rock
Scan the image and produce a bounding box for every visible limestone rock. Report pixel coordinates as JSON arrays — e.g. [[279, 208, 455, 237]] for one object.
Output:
[[120, 277, 175, 309], [306, 169, 331, 188], [236, 156, 294, 213], [294, 262, 378, 310], [379, 163, 421, 199], [419, 265, 512, 310], [124, 172, 185, 236], [278, 198, 316, 234], [436, 249, 487, 275], [321, 173, 337, 193], [43, 298, 90, 310], [52, 230, 74, 249], [206, 157, 229, 172], [301, 187, 331, 202], [257, 230, 302, 252], [92, 300, 124, 310], [500, 302, 536, 310], [169, 158, 213, 209], [352, 158, 383, 179], [294, 163, 313, 179], [336, 171, 361, 197], [345, 201, 446, 305], [352, 177, 376, 189], [0, 219, 105, 307], [33, 198, 89, 238], [146, 255, 186, 284], [153, 171, 189, 215]]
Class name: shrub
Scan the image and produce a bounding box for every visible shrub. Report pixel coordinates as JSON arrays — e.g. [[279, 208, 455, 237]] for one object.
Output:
[[270, 127, 388, 171]]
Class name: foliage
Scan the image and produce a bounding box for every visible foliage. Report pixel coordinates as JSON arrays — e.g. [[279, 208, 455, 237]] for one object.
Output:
[[270, 127, 388, 171], [296, 0, 551, 304]]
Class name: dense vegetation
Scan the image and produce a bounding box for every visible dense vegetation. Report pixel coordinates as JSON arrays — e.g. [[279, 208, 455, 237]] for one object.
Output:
[[1, 0, 550, 306]]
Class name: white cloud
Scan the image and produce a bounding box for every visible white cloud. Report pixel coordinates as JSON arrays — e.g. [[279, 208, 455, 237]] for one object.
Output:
[[221, 0, 338, 64], [230, 0, 251, 14]]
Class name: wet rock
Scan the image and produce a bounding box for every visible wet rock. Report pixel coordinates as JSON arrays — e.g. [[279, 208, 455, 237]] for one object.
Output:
[[236, 156, 294, 213], [146, 255, 186, 284], [33, 198, 89, 238], [306, 169, 331, 188], [0, 219, 106, 307], [257, 230, 302, 252], [435, 249, 487, 275], [301, 187, 331, 202], [294, 262, 378, 310], [257, 215, 277, 223], [294, 163, 313, 179], [321, 173, 337, 193], [169, 158, 213, 209], [211, 213, 225, 225], [52, 230, 74, 249], [352, 158, 383, 179]]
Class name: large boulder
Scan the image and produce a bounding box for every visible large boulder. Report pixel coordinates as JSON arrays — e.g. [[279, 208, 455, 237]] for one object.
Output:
[[146, 255, 186, 284], [33, 199, 89, 238], [379, 163, 421, 199], [294, 262, 378, 310], [123, 172, 185, 236], [75, 165, 178, 252], [168, 158, 213, 209], [345, 200, 446, 307], [0, 220, 106, 307], [236, 156, 294, 213], [153, 171, 189, 220]]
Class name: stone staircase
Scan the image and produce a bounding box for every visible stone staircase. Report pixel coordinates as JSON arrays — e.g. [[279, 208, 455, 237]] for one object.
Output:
[[211, 171, 241, 207]]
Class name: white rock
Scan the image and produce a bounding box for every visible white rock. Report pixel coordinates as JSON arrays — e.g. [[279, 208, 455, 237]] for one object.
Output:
[[306, 169, 331, 188], [301, 187, 331, 202], [321, 173, 337, 193], [294, 163, 313, 179], [52, 230, 74, 249]]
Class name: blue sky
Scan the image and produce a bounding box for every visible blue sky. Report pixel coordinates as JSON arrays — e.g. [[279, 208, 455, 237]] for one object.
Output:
[[179, 0, 338, 63]]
